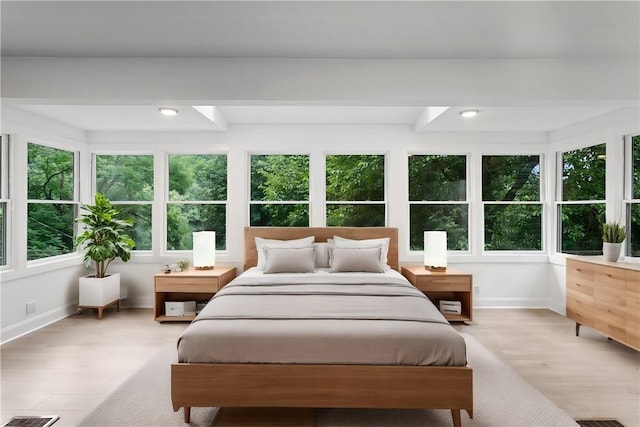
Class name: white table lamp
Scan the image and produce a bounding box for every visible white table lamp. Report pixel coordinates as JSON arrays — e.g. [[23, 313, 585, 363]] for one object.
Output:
[[193, 231, 216, 270], [424, 231, 447, 271]]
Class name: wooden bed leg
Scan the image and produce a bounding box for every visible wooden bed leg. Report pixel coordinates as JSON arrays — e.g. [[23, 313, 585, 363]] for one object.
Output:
[[183, 407, 191, 423], [451, 409, 462, 427]]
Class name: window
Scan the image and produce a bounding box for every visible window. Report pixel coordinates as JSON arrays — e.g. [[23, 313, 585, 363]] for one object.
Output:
[[482, 155, 542, 251], [627, 134, 640, 257], [27, 142, 77, 260], [557, 143, 606, 255], [249, 154, 309, 226], [325, 154, 385, 226], [167, 154, 227, 250], [95, 155, 153, 250], [0, 135, 9, 267], [408, 155, 468, 251]]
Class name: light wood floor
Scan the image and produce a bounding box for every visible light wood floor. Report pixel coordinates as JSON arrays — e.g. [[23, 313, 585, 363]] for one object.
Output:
[[1, 308, 638, 427]]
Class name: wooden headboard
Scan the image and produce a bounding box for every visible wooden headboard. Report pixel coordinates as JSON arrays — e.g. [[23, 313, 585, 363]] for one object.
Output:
[[244, 227, 399, 272]]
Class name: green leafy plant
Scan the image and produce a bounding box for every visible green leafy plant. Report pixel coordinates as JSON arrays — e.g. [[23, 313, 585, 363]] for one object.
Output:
[[177, 259, 190, 270], [75, 193, 135, 278], [602, 222, 626, 243]]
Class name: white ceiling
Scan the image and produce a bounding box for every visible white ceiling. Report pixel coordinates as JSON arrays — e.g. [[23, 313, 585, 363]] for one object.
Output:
[[2, 1, 638, 133]]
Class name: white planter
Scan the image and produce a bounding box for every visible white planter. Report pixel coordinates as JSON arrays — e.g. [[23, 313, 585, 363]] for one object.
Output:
[[602, 242, 622, 262], [79, 273, 121, 307]]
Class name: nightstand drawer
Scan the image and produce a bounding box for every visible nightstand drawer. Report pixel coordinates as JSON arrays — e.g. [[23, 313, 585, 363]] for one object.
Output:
[[414, 275, 471, 291], [155, 276, 220, 292]]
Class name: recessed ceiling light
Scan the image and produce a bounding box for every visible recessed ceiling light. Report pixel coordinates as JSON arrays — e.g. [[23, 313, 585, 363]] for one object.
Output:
[[159, 107, 178, 116], [460, 110, 479, 118]]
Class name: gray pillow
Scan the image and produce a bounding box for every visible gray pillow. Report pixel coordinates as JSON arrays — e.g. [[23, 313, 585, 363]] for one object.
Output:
[[255, 236, 314, 269], [330, 247, 384, 273], [263, 246, 316, 274], [313, 242, 332, 268]]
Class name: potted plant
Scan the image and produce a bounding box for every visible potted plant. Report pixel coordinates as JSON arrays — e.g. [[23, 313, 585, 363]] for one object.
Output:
[[75, 193, 135, 317], [602, 221, 625, 262]]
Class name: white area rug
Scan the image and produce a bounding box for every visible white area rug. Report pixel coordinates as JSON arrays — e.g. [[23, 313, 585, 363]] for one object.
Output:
[[78, 333, 578, 426]]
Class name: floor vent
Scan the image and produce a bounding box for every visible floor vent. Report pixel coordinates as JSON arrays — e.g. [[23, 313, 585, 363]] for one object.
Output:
[[577, 420, 625, 427], [1, 416, 59, 427]]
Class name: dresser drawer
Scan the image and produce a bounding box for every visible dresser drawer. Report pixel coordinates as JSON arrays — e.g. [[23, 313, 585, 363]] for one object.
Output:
[[594, 285, 626, 306], [567, 259, 594, 280], [626, 321, 640, 350], [414, 275, 471, 291], [567, 278, 594, 296], [593, 265, 626, 291], [594, 300, 625, 325], [595, 318, 626, 343], [155, 276, 220, 292], [567, 288, 594, 309], [566, 306, 594, 327]]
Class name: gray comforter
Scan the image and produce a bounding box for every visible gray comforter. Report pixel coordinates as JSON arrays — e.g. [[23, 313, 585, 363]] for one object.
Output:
[[177, 270, 467, 366]]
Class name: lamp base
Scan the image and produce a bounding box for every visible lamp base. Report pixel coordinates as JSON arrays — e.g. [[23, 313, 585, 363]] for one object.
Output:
[[425, 266, 447, 272], [194, 266, 215, 270]]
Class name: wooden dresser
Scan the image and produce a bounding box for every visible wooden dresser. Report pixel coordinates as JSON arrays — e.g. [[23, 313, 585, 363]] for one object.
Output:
[[566, 256, 640, 351]]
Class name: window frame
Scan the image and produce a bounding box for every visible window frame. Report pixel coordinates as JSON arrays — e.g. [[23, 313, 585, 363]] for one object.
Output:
[[624, 133, 640, 259], [324, 153, 388, 227], [481, 154, 545, 254], [555, 142, 607, 256], [0, 135, 10, 269], [93, 152, 155, 253], [26, 141, 80, 263], [247, 153, 311, 227], [165, 153, 229, 252], [407, 153, 471, 254]]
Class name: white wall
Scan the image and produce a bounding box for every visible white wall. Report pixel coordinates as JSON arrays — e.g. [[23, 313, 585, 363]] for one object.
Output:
[[1, 107, 637, 343]]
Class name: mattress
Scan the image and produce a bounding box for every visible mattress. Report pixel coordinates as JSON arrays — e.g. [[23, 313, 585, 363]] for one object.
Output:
[[177, 268, 467, 366]]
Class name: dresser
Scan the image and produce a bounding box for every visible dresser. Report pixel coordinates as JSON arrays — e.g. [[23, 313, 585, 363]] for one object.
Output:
[[566, 256, 640, 351]]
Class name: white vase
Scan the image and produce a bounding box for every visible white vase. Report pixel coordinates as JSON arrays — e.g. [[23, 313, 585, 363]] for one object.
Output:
[[602, 243, 622, 262]]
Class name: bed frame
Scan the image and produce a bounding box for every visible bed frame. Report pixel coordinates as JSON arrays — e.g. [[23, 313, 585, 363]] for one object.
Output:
[[171, 227, 473, 427]]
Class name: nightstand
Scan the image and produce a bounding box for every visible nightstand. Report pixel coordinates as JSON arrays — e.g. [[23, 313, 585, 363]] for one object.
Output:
[[153, 265, 236, 322], [401, 265, 473, 323]]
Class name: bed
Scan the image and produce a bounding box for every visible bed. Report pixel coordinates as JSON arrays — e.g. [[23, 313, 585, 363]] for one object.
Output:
[[171, 227, 473, 427]]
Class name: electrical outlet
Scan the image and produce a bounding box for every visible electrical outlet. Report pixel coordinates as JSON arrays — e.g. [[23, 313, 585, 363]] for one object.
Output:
[[26, 301, 37, 315], [474, 286, 479, 294]]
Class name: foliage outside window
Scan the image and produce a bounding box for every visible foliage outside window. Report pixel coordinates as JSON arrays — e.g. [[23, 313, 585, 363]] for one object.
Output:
[[250, 154, 309, 226], [482, 155, 542, 251], [167, 154, 227, 250], [408, 155, 468, 251], [0, 135, 9, 266], [27, 143, 77, 260], [627, 135, 640, 257], [96, 154, 153, 250], [325, 154, 386, 226], [558, 143, 606, 255]]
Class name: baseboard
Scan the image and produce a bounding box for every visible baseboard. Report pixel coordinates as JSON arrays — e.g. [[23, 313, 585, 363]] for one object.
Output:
[[0, 302, 78, 345], [121, 296, 153, 308], [474, 296, 548, 308]]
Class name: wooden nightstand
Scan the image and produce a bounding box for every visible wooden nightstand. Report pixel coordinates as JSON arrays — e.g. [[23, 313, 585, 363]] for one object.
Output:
[[401, 265, 473, 323], [154, 265, 236, 322]]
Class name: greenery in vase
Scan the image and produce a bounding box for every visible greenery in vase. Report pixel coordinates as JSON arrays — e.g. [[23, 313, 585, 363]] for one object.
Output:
[[75, 193, 135, 278], [602, 222, 626, 243], [177, 260, 190, 270]]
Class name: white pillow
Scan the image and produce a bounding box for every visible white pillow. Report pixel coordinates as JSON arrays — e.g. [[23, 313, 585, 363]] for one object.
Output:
[[333, 236, 390, 268], [263, 246, 316, 273], [313, 242, 331, 268], [255, 236, 315, 269], [330, 247, 385, 273]]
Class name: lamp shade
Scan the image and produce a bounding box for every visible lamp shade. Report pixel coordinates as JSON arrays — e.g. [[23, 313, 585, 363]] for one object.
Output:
[[424, 231, 447, 271], [193, 231, 216, 269]]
